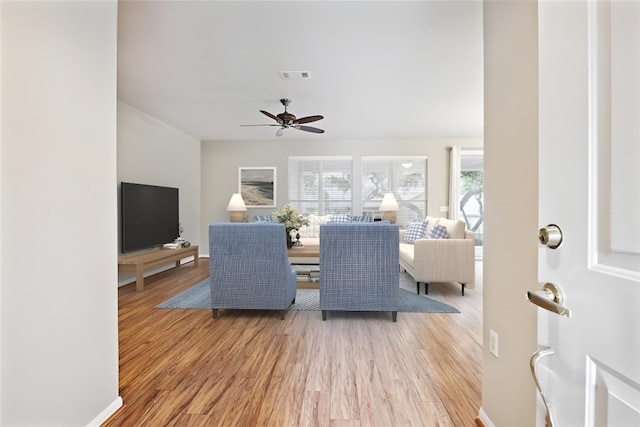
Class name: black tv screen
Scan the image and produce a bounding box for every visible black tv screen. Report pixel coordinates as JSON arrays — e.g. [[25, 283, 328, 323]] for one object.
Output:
[[121, 182, 179, 253]]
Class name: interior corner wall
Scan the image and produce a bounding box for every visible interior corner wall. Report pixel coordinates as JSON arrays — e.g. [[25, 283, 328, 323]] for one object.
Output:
[[482, 1, 539, 426], [200, 138, 482, 256], [0, 1, 121, 425], [117, 101, 201, 285]]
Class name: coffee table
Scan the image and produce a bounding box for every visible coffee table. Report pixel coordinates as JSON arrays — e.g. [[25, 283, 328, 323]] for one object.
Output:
[[288, 245, 320, 289], [287, 245, 319, 259]]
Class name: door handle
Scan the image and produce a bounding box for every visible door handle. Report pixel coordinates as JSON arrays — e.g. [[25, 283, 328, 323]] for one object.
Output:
[[530, 346, 556, 427], [526, 283, 572, 317]]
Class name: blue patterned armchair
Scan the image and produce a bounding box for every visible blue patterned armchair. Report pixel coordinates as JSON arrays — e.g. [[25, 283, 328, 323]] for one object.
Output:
[[319, 222, 400, 322], [209, 222, 297, 319]]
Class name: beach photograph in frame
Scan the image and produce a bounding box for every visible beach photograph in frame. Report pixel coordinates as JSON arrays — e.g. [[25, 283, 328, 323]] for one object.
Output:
[[239, 167, 276, 207]]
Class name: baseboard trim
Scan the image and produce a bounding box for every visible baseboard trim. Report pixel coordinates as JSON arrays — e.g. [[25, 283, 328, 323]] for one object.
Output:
[[477, 407, 496, 427], [86, 396, 122, 427]]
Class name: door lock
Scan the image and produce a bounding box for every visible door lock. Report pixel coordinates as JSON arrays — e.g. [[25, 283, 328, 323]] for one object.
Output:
[[538, 224, 563, 249]]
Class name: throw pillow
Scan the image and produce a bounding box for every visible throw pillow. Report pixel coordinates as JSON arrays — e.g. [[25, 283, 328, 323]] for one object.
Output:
[[350, 215, 372, 222], [330, 213, 352, 223], [253, 215, 274, 222], [428, 224, 449, 239], [437, 218, 465, 239], [404, 221, 428, 244]]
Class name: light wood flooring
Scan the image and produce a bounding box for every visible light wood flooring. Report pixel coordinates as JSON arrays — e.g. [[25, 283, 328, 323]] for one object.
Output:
[[104, 259, 483, 426]]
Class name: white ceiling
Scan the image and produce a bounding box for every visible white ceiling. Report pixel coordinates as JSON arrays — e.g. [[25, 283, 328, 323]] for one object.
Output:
[[117, 0, 484, 141]]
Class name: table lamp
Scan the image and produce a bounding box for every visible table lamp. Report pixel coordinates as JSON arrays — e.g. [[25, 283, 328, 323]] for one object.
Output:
[[379, 193, 399, 224], [226, 193, 247, 222]]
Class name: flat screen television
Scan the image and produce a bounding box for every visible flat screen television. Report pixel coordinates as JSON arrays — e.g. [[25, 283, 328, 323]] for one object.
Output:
[[120, 182, 179, 253]]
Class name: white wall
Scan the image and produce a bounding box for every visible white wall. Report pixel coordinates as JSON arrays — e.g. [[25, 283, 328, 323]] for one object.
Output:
[[0, 1, 121, 425], [117, 101, 201, 285], [200, 138, 482, 255], [481, 1, 539, 426]]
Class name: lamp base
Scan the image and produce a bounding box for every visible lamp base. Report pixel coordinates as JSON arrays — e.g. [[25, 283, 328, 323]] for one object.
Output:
[[229, 212, 244, 222], [382, 211, 397, 224]]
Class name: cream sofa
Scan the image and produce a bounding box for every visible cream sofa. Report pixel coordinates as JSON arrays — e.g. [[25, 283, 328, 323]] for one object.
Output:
[[399, 217, 475, 296], [278, 214, 370, 264], [295, 214, 373, 246]]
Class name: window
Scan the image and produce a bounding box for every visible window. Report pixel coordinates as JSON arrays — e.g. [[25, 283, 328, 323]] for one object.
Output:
[[288, 157, 352, 215], [460, 151, 484, 248], [361, 156, 427, 225]]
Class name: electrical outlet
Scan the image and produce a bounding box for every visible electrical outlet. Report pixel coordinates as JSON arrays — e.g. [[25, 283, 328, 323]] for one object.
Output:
[[489, 329, 499, 358]]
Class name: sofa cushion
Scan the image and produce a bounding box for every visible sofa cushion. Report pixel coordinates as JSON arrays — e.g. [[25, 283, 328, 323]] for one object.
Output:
[[403, 221, 428, 244], [437, 218, 465, 239], [428, 224, 449, 239], [425, 216, 440, 234], [298, 214, 331, 238]]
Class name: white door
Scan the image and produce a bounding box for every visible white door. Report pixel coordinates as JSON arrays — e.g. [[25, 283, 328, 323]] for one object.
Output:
[[535, 1, 640, 426]]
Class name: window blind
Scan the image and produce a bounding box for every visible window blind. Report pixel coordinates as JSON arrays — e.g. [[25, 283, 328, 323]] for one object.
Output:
[[361, 156, 427, 224], [288, 156, 353, 215]]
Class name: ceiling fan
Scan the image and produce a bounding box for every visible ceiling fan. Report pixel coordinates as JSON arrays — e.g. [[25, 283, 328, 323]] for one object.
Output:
[[243, 98, 324, 136]]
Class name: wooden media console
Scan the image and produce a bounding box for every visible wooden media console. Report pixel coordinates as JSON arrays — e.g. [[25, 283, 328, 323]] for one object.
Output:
[[118, 245, 199, 291]]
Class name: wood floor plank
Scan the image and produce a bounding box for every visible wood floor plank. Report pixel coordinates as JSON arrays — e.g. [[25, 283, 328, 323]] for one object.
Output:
[[104, 259, 483, 426]]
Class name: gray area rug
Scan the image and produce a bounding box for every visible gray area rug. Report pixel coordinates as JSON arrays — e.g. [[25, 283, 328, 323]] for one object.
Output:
[[156, 272, 459, 314]]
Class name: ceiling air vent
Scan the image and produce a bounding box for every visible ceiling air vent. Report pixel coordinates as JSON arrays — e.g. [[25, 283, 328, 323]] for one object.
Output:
[[279, 71, 311, 80]]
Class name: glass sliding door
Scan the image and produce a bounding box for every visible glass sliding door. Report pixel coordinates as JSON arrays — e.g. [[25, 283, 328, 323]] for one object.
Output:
[[460, 150, 484, 257]]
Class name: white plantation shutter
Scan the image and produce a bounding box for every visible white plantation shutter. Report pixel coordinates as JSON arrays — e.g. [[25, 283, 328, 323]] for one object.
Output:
[[288, 156, 353, 215], [361, 156, 427, 225]]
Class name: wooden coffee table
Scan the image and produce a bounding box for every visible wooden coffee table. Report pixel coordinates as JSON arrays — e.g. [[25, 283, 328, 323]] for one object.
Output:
[[288, 245, 320, 289], [287, 245, 319, 259]]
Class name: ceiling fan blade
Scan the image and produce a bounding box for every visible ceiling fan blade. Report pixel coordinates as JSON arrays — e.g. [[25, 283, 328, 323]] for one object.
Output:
[[260, 110, 282, 123], [294, 115, 324, 124], [294, 125, 325, 134], [240, 124, 280, 127]]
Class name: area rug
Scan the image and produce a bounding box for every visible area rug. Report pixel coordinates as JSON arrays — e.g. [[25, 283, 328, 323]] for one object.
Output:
[[156, 274, 459, 314]]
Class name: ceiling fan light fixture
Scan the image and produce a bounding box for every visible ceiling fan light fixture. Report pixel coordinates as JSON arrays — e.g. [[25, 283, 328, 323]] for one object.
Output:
[[402, 161, 413, 168], [276, 127, 285, 137], [279, 71, 311, 80]]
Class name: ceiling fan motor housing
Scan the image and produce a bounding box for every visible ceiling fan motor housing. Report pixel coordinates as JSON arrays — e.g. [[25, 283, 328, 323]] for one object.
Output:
[[277, 112, 296, 124]]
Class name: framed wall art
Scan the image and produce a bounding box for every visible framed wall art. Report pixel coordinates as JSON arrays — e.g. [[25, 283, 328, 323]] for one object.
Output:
[[238, 167, 276, 208]]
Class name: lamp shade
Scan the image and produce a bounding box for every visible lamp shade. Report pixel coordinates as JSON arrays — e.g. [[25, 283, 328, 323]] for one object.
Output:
[[227, 193, 247, 211], [379, 193, 399, 211]]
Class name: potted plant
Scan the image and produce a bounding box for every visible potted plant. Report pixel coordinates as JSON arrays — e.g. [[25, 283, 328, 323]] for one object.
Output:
[[273, 203, 309, 248]]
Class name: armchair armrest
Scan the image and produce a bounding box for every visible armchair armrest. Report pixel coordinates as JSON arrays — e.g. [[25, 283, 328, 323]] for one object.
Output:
[[413, 238, 475, 288]]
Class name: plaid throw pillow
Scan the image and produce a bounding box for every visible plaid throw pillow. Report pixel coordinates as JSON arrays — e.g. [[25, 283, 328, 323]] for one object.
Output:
[[428, 224, 449, 239], [330, 214, 352, 223], [403, 221, 428, 244]]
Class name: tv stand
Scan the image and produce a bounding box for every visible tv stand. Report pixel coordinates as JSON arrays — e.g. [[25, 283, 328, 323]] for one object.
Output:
[[118, 245, 199, 291]]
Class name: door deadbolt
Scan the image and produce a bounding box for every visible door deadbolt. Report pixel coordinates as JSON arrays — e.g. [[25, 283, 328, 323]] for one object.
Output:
[[538, 224, 563, 249]]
